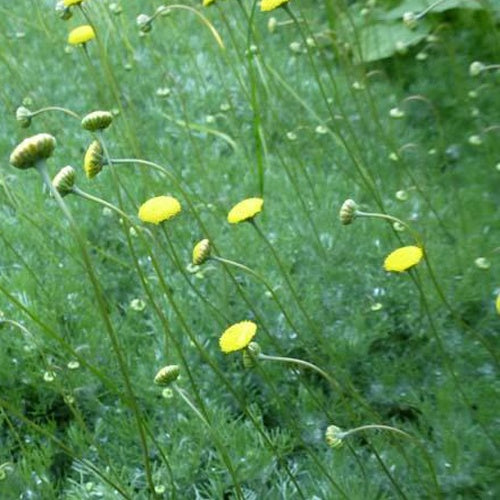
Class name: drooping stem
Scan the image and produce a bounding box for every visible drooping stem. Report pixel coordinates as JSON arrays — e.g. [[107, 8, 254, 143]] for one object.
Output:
[[257, 353, 341, 392], [30, 107, 81, 120]]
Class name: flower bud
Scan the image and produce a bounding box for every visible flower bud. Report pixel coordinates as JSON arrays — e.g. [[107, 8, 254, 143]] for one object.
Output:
[[267, 17, 277, 34], [325, 425, 345, 449], [10, 133, 56, 169], [136, 14, 152, 33], [81, 111, 113, 132], [84, 140, 104, 179], [242, 342, 262, 369], [192, 239, 211, 266], [402, 11, 417, 29], [55, 1, 73, 20], [469, 61, 485, 77], [16, 106, 32, 128], [154, 365, 180, 386], [52, 165, 76, 197], [339, 199, 358, 225]]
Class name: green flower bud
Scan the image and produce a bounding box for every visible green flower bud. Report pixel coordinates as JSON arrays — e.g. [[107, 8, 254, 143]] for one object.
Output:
[[16, 106, 32, 128]]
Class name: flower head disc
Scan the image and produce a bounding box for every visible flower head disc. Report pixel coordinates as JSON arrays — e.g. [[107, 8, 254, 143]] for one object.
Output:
[[81, 111, 113, 131], [84, 140, 104, 178], [52, 166, 76, 197], [10, 133, 56, 169], [219, 321, 257, 353], [496, 294, 500, 315], [384, 245, 423, 272], [138, 196, 181, 224], [203, 0, 216, 6], [192, 239, 211, 265], [64, 0, 84, 6], [68, 25, 95, 45], [261, 0, 289, 12], [154, 365, 180, 386], [227, 197, 264, 224]]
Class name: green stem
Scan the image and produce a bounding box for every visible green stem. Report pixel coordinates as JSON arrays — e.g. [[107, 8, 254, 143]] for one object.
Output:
[[250, 220, 317, 332], [30, 106, 80, 120], [356, 210, 423, 247], [257, 353, 341, 392], [35, 160, 157, 499], [211, 255, 301, 336]]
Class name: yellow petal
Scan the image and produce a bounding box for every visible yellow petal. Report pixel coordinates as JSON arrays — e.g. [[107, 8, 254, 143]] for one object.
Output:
[[384, 245, 423, 272], [138, 196, 181, 224], [219, 321, 257, 353]]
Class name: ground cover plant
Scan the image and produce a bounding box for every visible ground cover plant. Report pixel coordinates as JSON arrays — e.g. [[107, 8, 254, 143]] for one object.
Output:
[[0, 0, 499, 498]]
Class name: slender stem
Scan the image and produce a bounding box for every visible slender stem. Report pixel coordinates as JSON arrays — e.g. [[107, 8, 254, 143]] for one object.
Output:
[[172, 385, 244, 499], [356, 211, 423, 247], [30, 106, 81, 119], [250, 220, 317, 332], [35, 161, 156, 498], [257, 353, 341, 392], [71, 186, 129, 220], [211, 255, 301, 336], [341, 424, 412, 440]]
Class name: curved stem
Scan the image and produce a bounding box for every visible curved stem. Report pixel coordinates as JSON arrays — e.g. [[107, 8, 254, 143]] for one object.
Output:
[[250, 220, 317, 333], [211, 255, 301, 336], [356, 211, 423, 247], [35, 161, 156, 499], [30, 106, 81, 120], [258, 353, 341, 392]]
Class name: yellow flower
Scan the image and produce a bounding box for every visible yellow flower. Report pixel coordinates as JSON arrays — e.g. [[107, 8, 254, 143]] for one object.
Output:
[[138, 196, 181, 224], [384, 245, 423, 272], [64, 0, 84, 5], [261, 0, 289, 12], [227, 197, 264, 224], [496, 294, 500, 315], [203, 0, 216, 6], [219, 321, 257, 353], [68, 25, 95, 45]]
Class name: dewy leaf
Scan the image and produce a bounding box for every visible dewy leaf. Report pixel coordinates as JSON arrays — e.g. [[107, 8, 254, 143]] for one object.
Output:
[[353, 22, 430, 63]]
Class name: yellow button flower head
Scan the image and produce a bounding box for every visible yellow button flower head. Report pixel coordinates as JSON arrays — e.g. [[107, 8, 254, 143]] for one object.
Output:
[[10, 133, 56, 169], [203, 0, 216, 6], [52, 165, 76, 197], [219, 321, 257, 353], [81, 111, 113, 132], [192, 239, 211, 265], [154, 365, 180, 386], [84, 140, 104, 179], [138, 196, 181, 224], [227, 197, 264, 224], [261, 0, 289, 12], [384, 245, 423, 272], [496, 293, 500, 315], [64, 0, 85, 6], [68, 25, 95, 45]]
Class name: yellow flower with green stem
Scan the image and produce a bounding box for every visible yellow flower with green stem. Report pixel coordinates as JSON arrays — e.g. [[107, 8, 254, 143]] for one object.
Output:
[[227, 197, 263, 224], [68, 25, 95, 45]]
